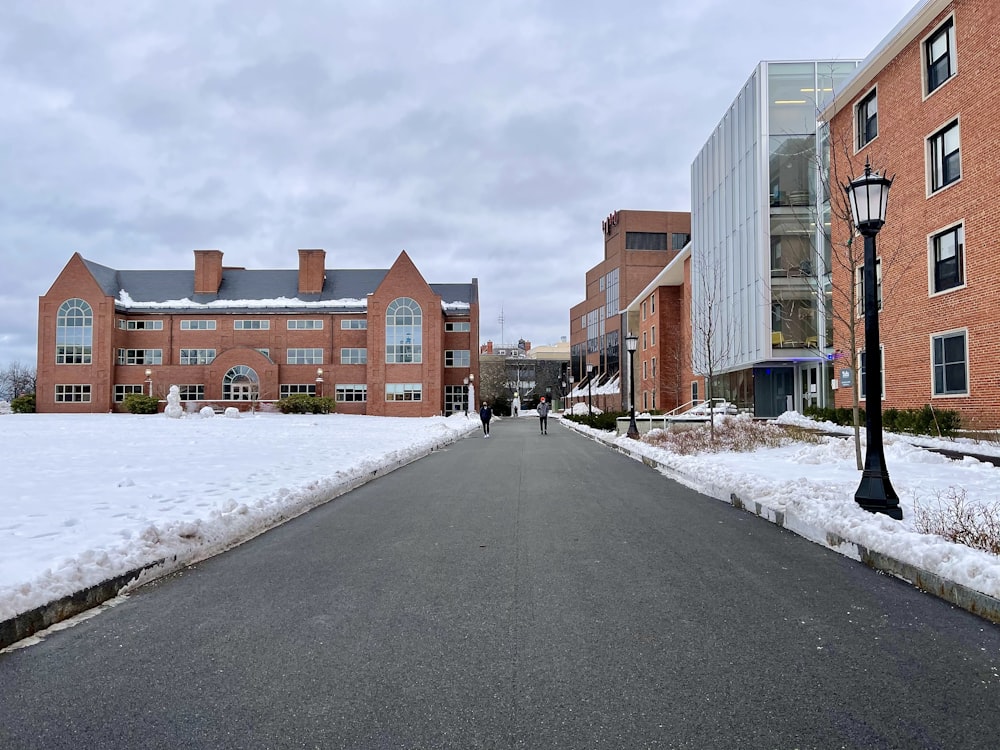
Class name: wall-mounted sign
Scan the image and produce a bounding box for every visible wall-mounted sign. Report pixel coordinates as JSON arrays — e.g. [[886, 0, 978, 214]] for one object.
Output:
[[839, 368, 853, 388]]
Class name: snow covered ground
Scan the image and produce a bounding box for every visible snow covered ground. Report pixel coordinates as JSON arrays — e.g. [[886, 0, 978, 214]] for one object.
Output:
[[1, 406, 999, 626]]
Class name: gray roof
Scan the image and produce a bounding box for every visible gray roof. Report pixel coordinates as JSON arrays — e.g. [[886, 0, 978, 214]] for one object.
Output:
[[83, 259, 476, 314]]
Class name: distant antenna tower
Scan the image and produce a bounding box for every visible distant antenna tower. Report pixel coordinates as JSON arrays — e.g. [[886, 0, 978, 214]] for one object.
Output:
[[498, 306, 505, 347]]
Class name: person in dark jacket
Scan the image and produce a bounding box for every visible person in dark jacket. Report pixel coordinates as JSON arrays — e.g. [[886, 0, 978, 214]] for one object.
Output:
[[537, 396, 550, 435], [479, 402, 493, 437]]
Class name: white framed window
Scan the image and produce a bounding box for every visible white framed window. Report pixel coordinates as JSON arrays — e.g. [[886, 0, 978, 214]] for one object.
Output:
[[340, 348, 367, 364], [858, 346, 886, 401], [114, 384, 146, 401], [56, 298, 93, 364], [445, 350, 470, 368], [928, 119, 960, 193], [929, 222, 965, 294], [288, 320, 323, 330], [386, 383, 422, 401], [177, 385, 205, 401], [652, 357, 657, 377], [650, 293, 655, 314], [341, 319, 368, 330], [931, 329, 968, 396], [55, 384, 91, 402], [444, 384, 467, 415], [336, 384, 367, 402], [855, 87, 878, 149], [180, 320, 217, 330], [280, 384, 317, 398], [179, 348, 216, 365], [924, 16, 956, 96], [445, 322, 471, 332], [234, 320, 270, 330], [118, 319, 163, 330], [117, 349, 163, 365], [641, 301, 647, 321], [287, 348, 323, 365], [386, 298, 422, 363]]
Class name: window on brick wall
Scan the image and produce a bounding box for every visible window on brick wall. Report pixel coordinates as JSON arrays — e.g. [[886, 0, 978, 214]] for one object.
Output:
[[932, 330, 968, 396], [924, 17, 956, 95], [856, 88, 877, 149], [930, 223, 965, 294], [928, 119, 960, 193], [858, 346, 886, 401]]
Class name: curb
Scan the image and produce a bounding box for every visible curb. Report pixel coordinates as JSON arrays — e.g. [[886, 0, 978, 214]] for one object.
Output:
[[0, 424, 478, 652], [569, 421, 1000, 625]]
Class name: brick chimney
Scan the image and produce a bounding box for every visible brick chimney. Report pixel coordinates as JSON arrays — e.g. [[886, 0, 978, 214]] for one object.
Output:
[[194, 250, 223, 295], [298, 249, 326, 295]]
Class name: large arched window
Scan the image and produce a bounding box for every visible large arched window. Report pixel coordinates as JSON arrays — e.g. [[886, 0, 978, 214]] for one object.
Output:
[[222, 365, 259, 400], [56, 298, 93, 364], [386, 297, 422, 363]]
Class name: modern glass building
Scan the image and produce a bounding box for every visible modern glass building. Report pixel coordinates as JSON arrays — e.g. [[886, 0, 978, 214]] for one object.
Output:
[[690, 60, 860, 418]]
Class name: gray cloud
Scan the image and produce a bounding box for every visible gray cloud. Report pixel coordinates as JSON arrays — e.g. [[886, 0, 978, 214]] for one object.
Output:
[[0, 0, 915, 366]]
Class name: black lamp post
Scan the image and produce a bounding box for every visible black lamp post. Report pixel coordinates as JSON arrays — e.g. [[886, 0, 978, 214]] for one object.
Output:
[[586, 363, 594, 417], [315, 368, 324, 398], [844, 158, 901, 520], [625, 333, 639, 439]]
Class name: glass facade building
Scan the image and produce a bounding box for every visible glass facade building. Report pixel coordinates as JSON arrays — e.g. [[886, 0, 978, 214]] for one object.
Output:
[[690, 60, 859, 418]]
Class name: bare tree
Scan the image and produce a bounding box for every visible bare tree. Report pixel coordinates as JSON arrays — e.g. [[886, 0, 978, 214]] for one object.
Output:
[[0, 361, 36, 401]]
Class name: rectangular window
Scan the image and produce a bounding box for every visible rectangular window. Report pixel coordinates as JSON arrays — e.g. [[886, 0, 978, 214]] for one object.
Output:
[[117, 349, 163, 365], [671, 233, 690, 250], [340, 348, 367, 364], [114, 384, 146, 401], [445, 350, 471, 368], [385, 383, 422, 401], [118, 319, 164, 330], [56, 346, 92, 364], [287, 348, 323, 365], [180, 320, 217, 330], [856, 88, 877, 148], [651, 325, 656, 346], [280, 384, 317, 398], [625, 232, 669, 251], [336, 384, 368, 402], [925, 17, 956, 94], [652, 357, 657, 377], [931, 223, 964, 293], [855, 258, 882, 316], [444, 384, 467, 416], [641, 301, 647, 321], [341, 319, 368, 330], [932, 330, 968, 396], [642, 360, 647, 379], [859, 347, 886, 400], [177, 385, 205, 401], [928, 120, 960, 192], [234, 320, 270, 330], [691, 381, 699, 403], [287, 320, 323, 330], [179, 349, 216, 365], [650, 294, 655, 314], [55, 384, 91, 403], [445, 322, 471, 332]]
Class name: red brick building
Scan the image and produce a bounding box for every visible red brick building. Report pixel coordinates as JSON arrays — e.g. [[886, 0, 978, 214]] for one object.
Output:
[[569, 209, 691, 410], [36, 249, 479, 416], [821, 0, 1000, 428]]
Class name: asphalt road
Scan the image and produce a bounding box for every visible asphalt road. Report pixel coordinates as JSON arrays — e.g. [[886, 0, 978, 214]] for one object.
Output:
[[2, 416, 999, 749]]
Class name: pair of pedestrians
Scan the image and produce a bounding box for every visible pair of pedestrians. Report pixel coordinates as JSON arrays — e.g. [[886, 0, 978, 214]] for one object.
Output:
[[479, 398, 550, 437]]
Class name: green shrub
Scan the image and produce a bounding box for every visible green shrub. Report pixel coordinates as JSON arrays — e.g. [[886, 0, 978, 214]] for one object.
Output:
[[11, 393, 35, 413], [563, 410, 625, 432], [122, 393, 159, 414], [804, 403, 959, 437], [276, 395, 336, 414]]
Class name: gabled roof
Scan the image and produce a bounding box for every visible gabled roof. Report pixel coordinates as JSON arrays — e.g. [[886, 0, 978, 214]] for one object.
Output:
[[81, 258, 475, 314]]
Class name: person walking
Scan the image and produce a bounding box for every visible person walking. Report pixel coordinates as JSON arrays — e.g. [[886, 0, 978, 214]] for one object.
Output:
[[479, 401, 493, 438], [537, 396, 550, 435]]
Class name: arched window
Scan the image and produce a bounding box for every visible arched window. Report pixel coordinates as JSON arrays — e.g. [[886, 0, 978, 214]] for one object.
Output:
[[223, 365, 259, 400], [56, 298, 93, 364], [385, 297, 422, 363]]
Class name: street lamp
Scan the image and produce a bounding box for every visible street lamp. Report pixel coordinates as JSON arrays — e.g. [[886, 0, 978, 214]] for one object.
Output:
[[463, 376, 469, 416], [144, 368, 153, 397], [586, 362, 594, 417], [625, 333, 639, 439], [569, 375, 575, 413], [315, 368, 323, 397], [844, 157, 901, 519]]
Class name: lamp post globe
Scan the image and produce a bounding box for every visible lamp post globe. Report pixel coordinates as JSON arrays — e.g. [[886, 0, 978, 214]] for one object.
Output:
[[843, 158, 901, 520], [625, 333, 639, 439]]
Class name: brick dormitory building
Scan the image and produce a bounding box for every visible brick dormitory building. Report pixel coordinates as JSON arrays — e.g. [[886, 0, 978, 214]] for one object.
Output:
[[36, 249, 480, 416]]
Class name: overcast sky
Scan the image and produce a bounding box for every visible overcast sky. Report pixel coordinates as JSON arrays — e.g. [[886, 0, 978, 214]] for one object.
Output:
[[1, 0, 917, 366]]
